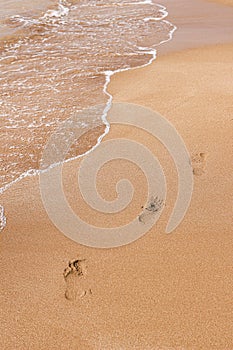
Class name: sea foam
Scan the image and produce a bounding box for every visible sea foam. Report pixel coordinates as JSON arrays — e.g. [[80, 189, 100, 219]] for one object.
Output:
[[0, 0, 176, 197]]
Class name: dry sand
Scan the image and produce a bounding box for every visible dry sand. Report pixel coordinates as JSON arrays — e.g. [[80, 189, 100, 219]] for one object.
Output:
[[0, 0, 233, 349]]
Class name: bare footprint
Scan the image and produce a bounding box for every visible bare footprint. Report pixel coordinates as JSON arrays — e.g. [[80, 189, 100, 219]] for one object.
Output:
[[191, 152, 208, 176], [63, 259, 92, 301], [139, 196, 164, 224]]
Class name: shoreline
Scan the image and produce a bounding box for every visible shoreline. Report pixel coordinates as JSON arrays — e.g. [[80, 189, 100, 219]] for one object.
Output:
[[2, 0, 233, 197], [1, 0, 233, 349], [0, 1, 176, 197], [1, 42, 232, 349]]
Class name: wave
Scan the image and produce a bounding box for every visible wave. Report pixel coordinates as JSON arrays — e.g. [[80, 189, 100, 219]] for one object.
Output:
[[0, 0, 176, 199]]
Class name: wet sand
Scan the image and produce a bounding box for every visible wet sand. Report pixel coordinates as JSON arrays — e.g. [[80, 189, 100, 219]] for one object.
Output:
[[0, 0, 233, 349], [211, 0, 233, 6]]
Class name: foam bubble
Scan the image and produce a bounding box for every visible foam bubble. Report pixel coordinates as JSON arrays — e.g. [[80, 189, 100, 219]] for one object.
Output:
[[42, 4, 69, 20], [0, 205, 6, 232], [0, 0, 176, 195]]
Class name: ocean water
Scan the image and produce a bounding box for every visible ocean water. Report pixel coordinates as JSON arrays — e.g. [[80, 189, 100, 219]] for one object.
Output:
[[0, 0, 176, 230]]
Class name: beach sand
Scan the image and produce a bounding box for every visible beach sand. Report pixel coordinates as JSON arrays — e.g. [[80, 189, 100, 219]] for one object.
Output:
[[0, 0, 233, 349], [211, 0, 233, 6]]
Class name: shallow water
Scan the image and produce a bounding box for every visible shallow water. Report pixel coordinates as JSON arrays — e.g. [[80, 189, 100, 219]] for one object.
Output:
[[0, 0, 175, 195]]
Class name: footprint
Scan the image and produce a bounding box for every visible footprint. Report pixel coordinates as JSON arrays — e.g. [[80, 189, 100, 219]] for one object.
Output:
[[139, 196, 164, 224], [63, 259, 92, 301], [191, 152, 208, 176]]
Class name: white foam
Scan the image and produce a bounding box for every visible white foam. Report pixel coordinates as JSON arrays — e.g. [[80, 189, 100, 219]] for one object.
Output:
[[0, 205, 6, 232], [90, 4, 177, 157], [42, 1, 69, 20], [99, 10, 176, 138], [130, 0, 153, 4], [0, 1, 177, 195]]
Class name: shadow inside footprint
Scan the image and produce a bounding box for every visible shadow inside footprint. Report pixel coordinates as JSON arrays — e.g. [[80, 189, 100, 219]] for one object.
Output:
[[139, 196, 164, 224], [191, 152, 208, 176], [63, 259, 92, 301]]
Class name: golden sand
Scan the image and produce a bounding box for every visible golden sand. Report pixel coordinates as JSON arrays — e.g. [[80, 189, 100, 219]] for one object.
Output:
[[211, 0, 233, 6], [1, 42, 232, 350], [0, 0, 233, 349]]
